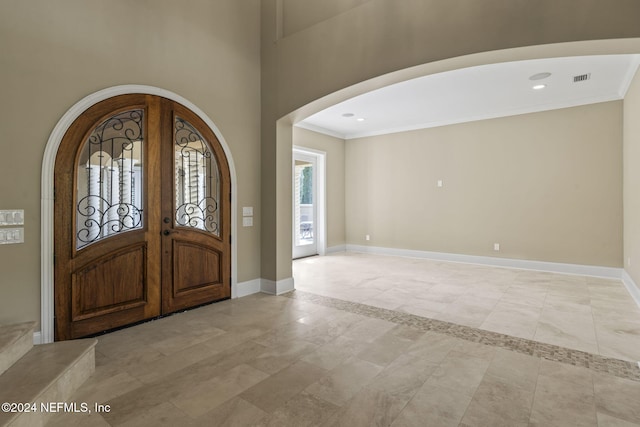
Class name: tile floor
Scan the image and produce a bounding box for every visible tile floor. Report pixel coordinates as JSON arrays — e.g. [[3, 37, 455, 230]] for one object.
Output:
[[294, 252, 640, 363], [45, 252, 640, 426]]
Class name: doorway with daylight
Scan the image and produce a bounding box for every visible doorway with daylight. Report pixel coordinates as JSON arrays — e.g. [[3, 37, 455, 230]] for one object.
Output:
[[292, 147, 326, 259]]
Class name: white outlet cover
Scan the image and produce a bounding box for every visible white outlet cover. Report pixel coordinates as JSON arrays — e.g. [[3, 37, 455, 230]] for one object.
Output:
[[0, 228, 24, 244], [0, 210, 24, 226]]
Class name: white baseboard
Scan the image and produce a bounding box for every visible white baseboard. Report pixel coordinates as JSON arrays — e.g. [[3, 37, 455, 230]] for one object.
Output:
[[33, 331, 42, 345], [234, 279, 262, 298], [235, 277, 298, 298], [261, 277, 295, 295], [622, 270, 640, 309], [346, 244, 623, 279], [326, 245, 347, 254]]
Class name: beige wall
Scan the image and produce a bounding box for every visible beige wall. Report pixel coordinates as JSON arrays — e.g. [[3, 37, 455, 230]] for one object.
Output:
[[293, 128, 346, 249], [282, 0, 371, 37], [624, 68, 640, 283], [346, 102, 623, 267], [261, 0, 640, 282], [273, 0, 640, 117], [0, 0, 261, 326]]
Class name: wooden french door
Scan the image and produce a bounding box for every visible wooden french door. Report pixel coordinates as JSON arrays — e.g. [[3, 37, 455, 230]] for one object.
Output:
[[54, 94, 231, 341]]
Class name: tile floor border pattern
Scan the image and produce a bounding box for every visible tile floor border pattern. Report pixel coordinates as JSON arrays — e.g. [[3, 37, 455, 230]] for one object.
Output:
[[283, 289, 640, 382]]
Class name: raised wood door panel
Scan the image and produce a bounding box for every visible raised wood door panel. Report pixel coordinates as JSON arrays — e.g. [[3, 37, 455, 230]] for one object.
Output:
[[160, 100, 231, 314], [54, 95, 230, 340], [71, 243, 147, 322]]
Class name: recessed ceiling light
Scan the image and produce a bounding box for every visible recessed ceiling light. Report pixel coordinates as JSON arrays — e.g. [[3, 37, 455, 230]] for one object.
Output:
[[356, 118, 366, 122], [532, 84, 546, 90], [342, 113, 355, 118], [529, 72, 552, 81]]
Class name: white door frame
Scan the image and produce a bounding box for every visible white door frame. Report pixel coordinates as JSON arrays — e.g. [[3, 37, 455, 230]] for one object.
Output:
[[40, 85, 238, 344], [292, 146, 326, 258]]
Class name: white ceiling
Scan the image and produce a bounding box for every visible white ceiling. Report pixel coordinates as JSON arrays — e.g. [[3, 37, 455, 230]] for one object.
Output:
[[296, 54, 640, 140]]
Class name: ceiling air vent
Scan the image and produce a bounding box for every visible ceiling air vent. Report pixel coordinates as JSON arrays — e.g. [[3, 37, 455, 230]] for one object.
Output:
[[573, 73, 591, 83]]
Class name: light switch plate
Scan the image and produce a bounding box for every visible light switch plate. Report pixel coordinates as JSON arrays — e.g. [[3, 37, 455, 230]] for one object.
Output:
[[242, 217, 253, 227], [0, 228, 24, 244], [0, 210, 24, 226], [242, 207, 254, 217]]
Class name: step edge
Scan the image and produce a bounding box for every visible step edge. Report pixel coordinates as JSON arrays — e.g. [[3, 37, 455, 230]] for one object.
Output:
[[0, 339, 96, 427], [0, 322, 36, 377]]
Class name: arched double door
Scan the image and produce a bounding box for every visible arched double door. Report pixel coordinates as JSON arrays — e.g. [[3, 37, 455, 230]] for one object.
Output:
[[54, 94, 231, 340]]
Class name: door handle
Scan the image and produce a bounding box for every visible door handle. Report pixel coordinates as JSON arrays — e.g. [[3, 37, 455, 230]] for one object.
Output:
[[163, 230, 171, 236], [163, 217, 171, 224]]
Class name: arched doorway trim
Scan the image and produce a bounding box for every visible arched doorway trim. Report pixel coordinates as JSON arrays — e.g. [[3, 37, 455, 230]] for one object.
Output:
[[41, 85, 238, 344]]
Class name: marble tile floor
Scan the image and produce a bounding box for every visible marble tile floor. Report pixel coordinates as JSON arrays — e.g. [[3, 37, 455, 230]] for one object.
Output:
[[294, 252, 640, 363], [283, 290, 640, 381], [46, 291, 640, 426], [42, 254, 640, 427]]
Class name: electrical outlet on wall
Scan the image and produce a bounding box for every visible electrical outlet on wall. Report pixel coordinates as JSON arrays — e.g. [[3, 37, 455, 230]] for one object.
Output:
[[365, 235, 370, 241], [494, 243, 500, 251], [0, 228, 24, 244], [0, 210, 24, 226]]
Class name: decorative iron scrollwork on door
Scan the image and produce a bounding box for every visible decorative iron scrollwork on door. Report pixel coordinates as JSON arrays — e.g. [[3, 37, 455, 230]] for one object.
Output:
[[174, 117, 220, 235], [76, 110, 144, 249]]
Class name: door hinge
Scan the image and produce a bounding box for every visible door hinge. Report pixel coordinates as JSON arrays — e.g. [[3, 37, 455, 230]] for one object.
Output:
[[229, 235, 232, 244], [53, 254, 56, 265]]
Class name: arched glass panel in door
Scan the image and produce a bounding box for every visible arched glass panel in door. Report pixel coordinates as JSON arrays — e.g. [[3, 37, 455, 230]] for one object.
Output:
[[174, 116, 220, 236], [75, 109, 144, 250]]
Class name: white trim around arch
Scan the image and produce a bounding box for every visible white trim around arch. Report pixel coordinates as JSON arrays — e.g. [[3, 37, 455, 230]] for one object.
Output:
[[40, 85, 238, 344]]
